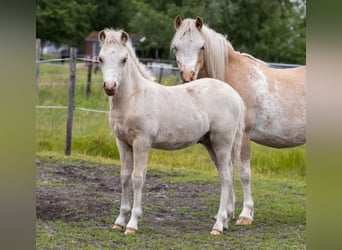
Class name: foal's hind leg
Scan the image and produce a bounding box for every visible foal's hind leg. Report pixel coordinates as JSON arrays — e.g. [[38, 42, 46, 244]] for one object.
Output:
[[113, 139, 133, 231], [236, 133, 254, 225]]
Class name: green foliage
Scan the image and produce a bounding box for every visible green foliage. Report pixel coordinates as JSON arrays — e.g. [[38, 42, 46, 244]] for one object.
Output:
[[36, 0, 96, 46], [37, 0, 306, 63], [36, 0, 135, 46]]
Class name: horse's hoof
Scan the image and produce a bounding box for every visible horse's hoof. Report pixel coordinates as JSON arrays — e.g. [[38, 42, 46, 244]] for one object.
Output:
[[236, 216, 253, 225], [210, 229, 222, 235], [112, 224, 124, 230], [124, 228, 136, 235]]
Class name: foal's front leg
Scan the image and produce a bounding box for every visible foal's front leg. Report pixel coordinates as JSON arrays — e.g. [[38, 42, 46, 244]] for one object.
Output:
[[113, 138, 133, 230], [125, 136, 150, 234]]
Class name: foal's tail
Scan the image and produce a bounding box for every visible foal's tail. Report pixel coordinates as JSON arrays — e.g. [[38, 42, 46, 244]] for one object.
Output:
[[232, 102, 245, 169]]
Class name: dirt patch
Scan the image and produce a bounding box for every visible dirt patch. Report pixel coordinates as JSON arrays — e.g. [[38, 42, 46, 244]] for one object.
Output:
[[36, 157, 220, 233]]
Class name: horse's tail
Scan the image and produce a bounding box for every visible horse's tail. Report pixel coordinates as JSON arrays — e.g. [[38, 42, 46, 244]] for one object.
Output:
[[232, 101, 245, 169]]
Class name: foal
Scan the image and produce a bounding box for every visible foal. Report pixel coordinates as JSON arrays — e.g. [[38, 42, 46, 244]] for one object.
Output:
[[98, 28, 246, 235]]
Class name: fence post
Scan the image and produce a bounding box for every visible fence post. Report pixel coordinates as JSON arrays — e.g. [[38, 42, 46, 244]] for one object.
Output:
[[65, 47, 77, 156], [158, 66, 164, 83], [36, 39, 41, 97], [86, 55, 92, 98]]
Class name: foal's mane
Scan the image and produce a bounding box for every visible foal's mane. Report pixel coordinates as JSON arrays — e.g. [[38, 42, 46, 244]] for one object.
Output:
[[102, 28, 153, 81], [171, 19, 231, 82]]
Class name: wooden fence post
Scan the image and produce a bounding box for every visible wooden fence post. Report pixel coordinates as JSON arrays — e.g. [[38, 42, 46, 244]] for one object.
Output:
[[65, 47, 77, 156], [158, 66, 164, 83], [86, 55, 92, 98], [36, 39, 41, 97]]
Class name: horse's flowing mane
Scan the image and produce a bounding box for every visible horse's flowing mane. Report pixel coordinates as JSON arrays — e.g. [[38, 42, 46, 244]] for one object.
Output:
[[102, 28, 153, 81], [171, 19, 231, 82]]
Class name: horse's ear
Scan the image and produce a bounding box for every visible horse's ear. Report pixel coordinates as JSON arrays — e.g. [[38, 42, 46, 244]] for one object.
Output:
[[121, 31, 129, 45], [174, 15, 183, 30], [195, 16, 203, 31], [98, 30, 106, 43]]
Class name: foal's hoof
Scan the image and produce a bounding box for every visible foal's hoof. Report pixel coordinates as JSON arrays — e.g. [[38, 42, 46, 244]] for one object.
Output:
[[210, 229, 222, 235], [236, 216, 253, 225], [112, 224, 124, 231], [124, 228, 136, 235]]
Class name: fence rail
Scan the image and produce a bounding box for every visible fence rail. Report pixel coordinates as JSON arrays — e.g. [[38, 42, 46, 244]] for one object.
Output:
[[36, 105, 109, 114]]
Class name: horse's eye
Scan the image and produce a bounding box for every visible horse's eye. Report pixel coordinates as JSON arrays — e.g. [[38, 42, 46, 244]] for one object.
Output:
[[172, 46, 177, 52], [121, 57, 127, 64], [200, 45, 205, 51], [99, 57, 103, 63]]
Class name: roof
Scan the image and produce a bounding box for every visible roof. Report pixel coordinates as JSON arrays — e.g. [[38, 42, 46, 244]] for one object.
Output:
[[85, 31, 99, 42]]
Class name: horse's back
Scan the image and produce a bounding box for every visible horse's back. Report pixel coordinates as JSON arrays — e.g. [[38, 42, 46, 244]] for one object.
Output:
[[184, 78, 245, 127]]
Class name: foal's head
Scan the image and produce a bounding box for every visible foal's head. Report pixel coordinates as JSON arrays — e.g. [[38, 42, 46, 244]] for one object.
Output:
[[98, 29, 129, 96], [171, 16, 206, 83]]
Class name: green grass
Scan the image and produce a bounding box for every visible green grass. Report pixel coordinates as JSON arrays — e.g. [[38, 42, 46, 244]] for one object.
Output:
[[36, 63, 305, 179], [36, 63, 306, 248]]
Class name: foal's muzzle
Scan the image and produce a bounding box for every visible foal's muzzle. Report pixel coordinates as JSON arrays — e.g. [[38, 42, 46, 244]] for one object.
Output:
[[103, 81, 117, 96]]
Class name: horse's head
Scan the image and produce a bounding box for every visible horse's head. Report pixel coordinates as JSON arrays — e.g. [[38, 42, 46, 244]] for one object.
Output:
[[98, 29, 129, 96], [171, 16, 206, 83]]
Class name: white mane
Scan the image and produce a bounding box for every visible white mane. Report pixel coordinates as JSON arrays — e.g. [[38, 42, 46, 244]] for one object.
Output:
[[171, 19, 231, 82]]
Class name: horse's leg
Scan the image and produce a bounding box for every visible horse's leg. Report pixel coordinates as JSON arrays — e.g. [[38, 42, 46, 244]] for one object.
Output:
[[236, 133, 254, 225], [205, 136, 234, 235], [203, 143, 233, 231], [125, 136, 149, 234], [113, 138, 133, 230], [212, 152, 234, 235]]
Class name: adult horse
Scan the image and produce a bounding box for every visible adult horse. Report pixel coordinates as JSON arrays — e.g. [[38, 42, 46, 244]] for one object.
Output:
[[98, 28, 246, 235], [171, 16, 306, 225]]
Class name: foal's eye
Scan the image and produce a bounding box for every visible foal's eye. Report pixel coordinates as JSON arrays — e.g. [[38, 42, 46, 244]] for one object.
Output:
[[121, 57, 127, 64]]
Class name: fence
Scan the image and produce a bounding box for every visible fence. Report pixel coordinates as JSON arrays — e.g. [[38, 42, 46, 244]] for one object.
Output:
[[36, 40, 301, 156]]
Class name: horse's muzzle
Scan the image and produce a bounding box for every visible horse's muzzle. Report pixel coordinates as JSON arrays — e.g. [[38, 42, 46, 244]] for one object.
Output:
[[180, 70, 196, 83], [103, 82, 116, 96]]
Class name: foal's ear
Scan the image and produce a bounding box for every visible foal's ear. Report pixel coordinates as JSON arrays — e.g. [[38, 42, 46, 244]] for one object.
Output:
[[174, 15, 183, 30], [195, 16, 203, 31], [98, 30, 106, 43], [121, 31, 129, 45]]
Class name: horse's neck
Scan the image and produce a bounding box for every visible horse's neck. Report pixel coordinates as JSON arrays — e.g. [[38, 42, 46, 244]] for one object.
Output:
[[198, 65, 209, 78], [111, 63, 146, 107]]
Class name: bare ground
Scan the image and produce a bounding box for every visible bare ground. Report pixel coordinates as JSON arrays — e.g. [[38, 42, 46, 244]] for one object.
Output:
[[36, 156, 221, 234]]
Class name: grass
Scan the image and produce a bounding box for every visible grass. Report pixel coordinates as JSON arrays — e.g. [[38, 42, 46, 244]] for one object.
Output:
[[36, 63, 306, 248]]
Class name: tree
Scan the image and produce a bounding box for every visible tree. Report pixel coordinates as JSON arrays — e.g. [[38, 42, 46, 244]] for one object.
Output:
[[36, 0, 306, 63], [128, 0, 173, 59], [36, 0, 95, 46]]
